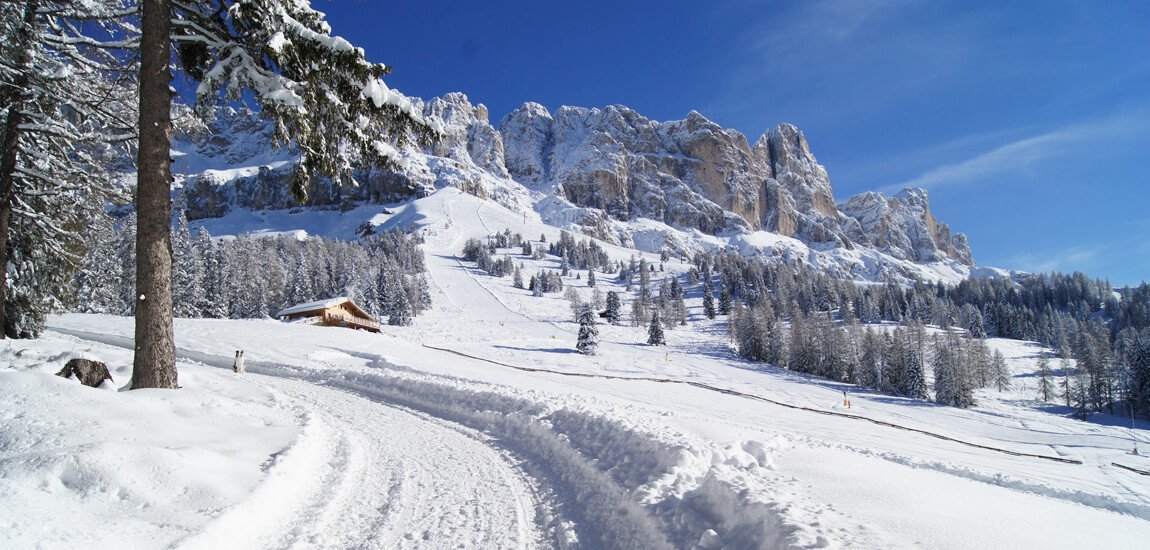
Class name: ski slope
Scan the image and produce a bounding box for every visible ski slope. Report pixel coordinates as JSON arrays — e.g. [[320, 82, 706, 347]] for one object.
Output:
[[5, 187, 1150, 548]]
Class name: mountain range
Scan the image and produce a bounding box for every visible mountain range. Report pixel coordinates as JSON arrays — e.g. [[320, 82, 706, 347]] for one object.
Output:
[[172, 92, 987, 283]]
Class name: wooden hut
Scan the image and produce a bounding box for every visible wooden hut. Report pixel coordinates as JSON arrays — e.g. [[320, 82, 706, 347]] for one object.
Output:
[[276, 297, 381, 333]]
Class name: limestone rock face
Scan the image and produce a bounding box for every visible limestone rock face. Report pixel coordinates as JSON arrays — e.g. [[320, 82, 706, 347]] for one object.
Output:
[[173, 92, 975, 273], [424, 93, 510, 179], [499, 104, 761, 234], [500, 102, 553, 185], [840, 188, 973, 265]]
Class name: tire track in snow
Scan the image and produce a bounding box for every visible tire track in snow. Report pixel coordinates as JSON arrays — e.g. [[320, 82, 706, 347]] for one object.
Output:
[[54, 327, 680, 549], [418, 342, 1083, 466], [52, 329, 552, 549]]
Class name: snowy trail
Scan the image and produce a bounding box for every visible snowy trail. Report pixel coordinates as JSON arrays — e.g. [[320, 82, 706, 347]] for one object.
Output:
[[179, 374, 548, 550], [49, 329, 555, 550]]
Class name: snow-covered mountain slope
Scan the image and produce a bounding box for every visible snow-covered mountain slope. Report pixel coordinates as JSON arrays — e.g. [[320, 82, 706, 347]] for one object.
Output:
[[172, 94, 980, 284], [12, 186, 1147, 548]]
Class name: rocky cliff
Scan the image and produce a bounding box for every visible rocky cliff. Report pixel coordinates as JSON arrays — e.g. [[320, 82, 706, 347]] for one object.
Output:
[[173, 93, 975, 278]]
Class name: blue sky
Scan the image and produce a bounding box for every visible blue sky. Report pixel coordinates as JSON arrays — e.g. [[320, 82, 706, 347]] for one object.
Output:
[[321, 0, 1150, 286]]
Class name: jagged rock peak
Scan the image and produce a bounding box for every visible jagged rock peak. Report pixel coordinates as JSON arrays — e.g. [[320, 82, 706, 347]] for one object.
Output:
[[422, 93, 509, 178], [499, 102, 554, 184], [840, 187, 973, 265]]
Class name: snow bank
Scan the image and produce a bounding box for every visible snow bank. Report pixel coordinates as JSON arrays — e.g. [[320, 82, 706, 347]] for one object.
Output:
[[0, 338, 301, 550]]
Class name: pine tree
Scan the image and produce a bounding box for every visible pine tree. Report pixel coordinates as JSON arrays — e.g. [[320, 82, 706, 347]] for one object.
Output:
[[129, 0, 435, 389], [513, 266, 523, 289], [703, 284, 716, 319], [74, 210, 122, 314], [931, 331, 974, 407], [388, 288, 412, 326], [172, 210, 204, 318], [565, 287, 582, 322], [576, 303, 599, 355], [718, 284, 732, 315], [587, 269, 596, 288], [605, 291, 621, 325], [648, 311, 665, 346], [1060, 356, 1074, 407], [591, 287, 604, 310], [992, 349, 1012, 391], [1036, 353, 1056, 402], [639, 258, 651, 303], [900, 330, 930, 400], [1, 1, 135, 337], [631, 297, 648, 327]]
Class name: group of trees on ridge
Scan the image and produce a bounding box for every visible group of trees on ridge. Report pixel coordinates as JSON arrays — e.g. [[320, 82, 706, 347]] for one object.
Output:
[[461, 229, 1150, 418], [76, 210, 430, 325]]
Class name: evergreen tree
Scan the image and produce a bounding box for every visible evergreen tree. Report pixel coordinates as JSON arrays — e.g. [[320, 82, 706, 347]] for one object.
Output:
[[388, 288, 412, 326], [718, 284, 732, 315], [591, 287, 604, 310], [605, 291, 621, 325], [1036, 353, 1056, 402], [587, 269, 596, 287], [565, 287, 582, 322], [1, 1, 136, 337], [992, 349, 1012, 391], [932, 331, 974, 407], [648, 311, 665, 345], [703, 284, 716, 319], [638, 258, 651, 303], [631, 297, 648, 327], [1060, 355, 1074, 407], [513, 266, 524, 289], [576, 303, 599, 355], [172, 211, 203, 318], [75, 211, 123, 314], [899, 328, 930, 400], [129, 0, 434, 389], [858, 327, 883, 390]]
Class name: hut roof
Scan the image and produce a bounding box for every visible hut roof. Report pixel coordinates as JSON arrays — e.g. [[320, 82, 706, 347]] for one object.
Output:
[[276, 297, 349, 317]]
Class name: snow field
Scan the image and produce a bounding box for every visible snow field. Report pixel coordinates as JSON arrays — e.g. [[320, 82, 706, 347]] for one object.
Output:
[[0, 338, 300, 549], [18, 185, 1150, 548]]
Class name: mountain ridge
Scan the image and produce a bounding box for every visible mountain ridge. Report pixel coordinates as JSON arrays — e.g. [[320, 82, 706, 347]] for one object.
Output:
[[171, 92, 978, 283]]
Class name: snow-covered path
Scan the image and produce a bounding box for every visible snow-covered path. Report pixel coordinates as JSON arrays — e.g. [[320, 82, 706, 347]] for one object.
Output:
[[42, 327, 562, 549], [178, 373, 548, 550]]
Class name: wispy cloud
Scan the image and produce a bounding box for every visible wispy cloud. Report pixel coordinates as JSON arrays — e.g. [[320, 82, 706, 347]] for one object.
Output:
[[1008, 246, 1103, 275], [881, 111, 1150, 194]]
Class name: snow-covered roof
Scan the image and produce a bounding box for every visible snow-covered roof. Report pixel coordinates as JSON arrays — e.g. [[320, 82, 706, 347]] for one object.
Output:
[[276, 297, 350, 317]]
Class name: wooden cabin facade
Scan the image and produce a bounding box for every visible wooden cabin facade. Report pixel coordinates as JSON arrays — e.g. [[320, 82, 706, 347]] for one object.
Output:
[[276, 297, 381, 333]]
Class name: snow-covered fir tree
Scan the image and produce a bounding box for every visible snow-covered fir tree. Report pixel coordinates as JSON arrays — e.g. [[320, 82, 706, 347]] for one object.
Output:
[[1036, 353, 1056, 402], [0, 1, 136, 337], [605, 291, 621, 325], [703, 284, 716, 319], [992, 349, 1012, 391], [565, 287, 582, 322], [576, 303, 599, 355], [647, 311, 665, 346], [932, 331, 975, 408]]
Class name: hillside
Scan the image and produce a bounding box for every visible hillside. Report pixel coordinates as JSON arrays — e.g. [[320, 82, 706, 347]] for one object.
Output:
[[5, 187, 1149, 549]]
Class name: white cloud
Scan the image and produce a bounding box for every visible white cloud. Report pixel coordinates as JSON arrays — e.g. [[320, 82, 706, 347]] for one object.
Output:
[[1009, 247, 1102, 274], [881, 111, 1149, 194]]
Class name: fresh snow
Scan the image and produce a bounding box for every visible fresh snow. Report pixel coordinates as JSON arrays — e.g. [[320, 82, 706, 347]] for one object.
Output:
[[5, 186, 1150, 548]]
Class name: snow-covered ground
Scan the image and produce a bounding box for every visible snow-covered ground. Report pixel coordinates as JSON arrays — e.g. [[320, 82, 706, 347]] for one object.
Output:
[[5, 187, 1150, 548]]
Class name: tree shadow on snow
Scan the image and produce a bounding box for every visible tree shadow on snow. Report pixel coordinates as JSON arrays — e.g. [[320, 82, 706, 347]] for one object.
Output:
[[493, 344, 579, 355]]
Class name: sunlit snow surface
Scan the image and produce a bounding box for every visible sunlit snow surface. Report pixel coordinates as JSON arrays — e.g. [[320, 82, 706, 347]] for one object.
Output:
[[5, 187, 1148, 548]]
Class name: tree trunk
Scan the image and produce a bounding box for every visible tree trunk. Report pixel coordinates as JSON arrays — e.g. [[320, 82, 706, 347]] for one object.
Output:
[[0, 0, 39, 339], [131, 0, 178, 389]]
